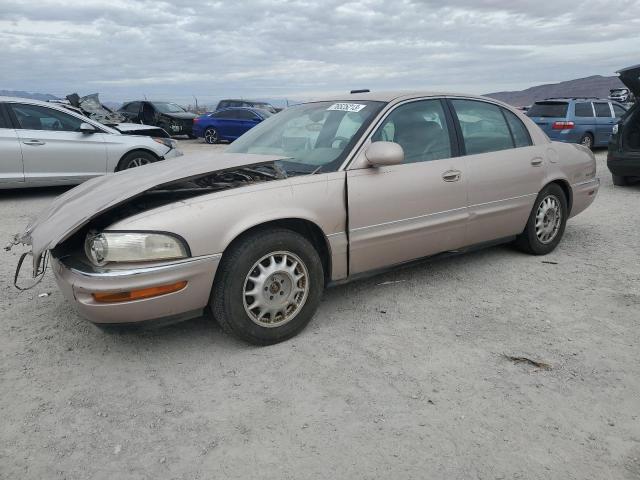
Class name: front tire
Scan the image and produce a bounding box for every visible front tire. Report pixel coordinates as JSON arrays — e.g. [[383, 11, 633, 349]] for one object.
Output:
[[612, 174, 628, 186], [515, 183, 568, 255], [579, 133, 593, 149], [211, 229, 324, 345], [204, 128, 219, 144], [116, 150, 157, 171]]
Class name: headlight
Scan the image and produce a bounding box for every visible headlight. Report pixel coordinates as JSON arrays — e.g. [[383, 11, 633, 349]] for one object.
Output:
[[85, 232, 188, 266], [153, 137, 177, 149]]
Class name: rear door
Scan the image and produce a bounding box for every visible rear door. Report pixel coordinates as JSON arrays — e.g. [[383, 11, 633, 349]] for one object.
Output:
[[449, 98, 544, 244], [593, 102, 615, 146], [235, 109, 262, 136], [0, 103, 24, 184], [527, 101, 569, 136], [573, 101, 596, 141], [347, 98, 469, 274], [7, 102, 108, 185]]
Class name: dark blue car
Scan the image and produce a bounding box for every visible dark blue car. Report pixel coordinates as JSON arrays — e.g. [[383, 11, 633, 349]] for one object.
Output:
[[527, 98, 627, 149], [193, 107, 272, 144]]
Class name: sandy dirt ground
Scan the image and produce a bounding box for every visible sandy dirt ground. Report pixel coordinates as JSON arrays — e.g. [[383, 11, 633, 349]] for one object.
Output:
[[1, 143, 639, 480]]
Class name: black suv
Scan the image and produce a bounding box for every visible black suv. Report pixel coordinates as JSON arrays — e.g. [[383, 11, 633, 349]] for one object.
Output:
[[607, 64, 640, 186], [215, 99, 278, 114], [118, 101, 197, 137]]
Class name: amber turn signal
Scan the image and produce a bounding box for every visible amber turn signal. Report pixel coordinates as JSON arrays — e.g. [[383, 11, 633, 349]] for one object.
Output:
[[92, 281, 187, 303]]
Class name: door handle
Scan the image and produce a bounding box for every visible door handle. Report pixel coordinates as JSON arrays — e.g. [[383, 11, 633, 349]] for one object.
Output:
[[23, 139, 46, 146], [531, 158, 543, 166], [442, 169, 461, 182]]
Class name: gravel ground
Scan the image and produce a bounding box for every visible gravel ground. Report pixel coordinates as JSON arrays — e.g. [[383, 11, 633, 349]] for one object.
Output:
[[1, 143, 639, 480]]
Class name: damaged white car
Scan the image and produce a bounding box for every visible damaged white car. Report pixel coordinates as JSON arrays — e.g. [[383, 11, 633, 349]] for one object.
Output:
[[0, 96, 182, 188]]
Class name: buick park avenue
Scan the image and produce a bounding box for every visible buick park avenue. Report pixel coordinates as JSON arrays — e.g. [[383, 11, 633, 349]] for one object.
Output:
[[17, 92, 599, 345]]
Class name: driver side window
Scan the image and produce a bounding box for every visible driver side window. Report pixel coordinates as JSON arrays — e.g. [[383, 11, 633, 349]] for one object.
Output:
[[9, 104, 84, 132], [372, 100, 453, 163]]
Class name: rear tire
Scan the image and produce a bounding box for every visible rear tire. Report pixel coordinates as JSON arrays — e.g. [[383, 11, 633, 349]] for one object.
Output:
[[612, 174, 628, 186], [204, 128, 219, 144], [116, 150, 158, 171], [211, 229, 324, 345], [515, 183, 568, 255], [579, 133, 593, 149]]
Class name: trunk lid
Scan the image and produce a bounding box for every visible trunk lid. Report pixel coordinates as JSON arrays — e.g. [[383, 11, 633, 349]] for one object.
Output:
[[20, 152, 287, 271], [526, 101, 570, 135], [617, 64, 640, 99]]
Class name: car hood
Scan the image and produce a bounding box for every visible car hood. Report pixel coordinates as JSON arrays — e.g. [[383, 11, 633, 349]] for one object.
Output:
[[20, 152, 287, 271], [617, 64, 640, 98], [162, 112, 197, 120], [112, 122, 161, 133]]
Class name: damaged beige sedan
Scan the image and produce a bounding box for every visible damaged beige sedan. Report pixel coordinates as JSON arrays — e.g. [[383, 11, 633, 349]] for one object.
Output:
[[18, 92, 600, 345]]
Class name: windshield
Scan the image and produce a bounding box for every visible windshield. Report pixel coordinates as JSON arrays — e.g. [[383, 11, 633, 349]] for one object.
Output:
[[227, 100, 385, 173], [527, 102, 568, 118], [153, 102, 187, 114]]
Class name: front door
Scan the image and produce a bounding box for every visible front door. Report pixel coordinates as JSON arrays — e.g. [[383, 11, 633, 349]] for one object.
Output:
[[594, 102, 615, 146], [7, 103, 108, 185], [0, 104, 24, 184], [448, 98, 545, 244], [347, 99, 469, 275]]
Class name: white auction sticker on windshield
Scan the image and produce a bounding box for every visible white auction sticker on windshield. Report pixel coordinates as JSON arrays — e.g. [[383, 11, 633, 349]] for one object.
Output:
[[327, 103, 367, 112]]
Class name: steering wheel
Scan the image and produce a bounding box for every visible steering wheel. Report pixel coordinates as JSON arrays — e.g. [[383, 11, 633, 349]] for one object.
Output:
[[330, 136, 350, 149]]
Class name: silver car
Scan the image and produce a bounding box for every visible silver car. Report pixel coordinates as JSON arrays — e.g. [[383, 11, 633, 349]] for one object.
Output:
[[18, 91, 599, 345], [0, 96, 182, 188]]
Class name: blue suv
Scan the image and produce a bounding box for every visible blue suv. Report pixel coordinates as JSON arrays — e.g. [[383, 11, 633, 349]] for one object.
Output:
[[527, 98, 627, 148]]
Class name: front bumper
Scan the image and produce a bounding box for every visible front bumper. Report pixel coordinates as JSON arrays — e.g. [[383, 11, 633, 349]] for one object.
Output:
[[51, 254, 221, 325], [607, 153, 640, 177], [569, 178, 600, 218], [164, 147, 184, 159]]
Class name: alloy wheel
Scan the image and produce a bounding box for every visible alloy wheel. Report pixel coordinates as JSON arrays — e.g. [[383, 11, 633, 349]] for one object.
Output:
[[535, 195, 562, 244], [242, 251, 309, 328], [204, 128, 218, 144], [125, 157, 151, 169]]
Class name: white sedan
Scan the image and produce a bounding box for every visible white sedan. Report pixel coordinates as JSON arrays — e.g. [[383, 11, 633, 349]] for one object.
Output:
[[0, 96, 183, 188]]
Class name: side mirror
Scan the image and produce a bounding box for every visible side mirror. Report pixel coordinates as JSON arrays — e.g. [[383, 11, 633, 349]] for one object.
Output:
[[365, 141, 404, 167], [79, 122, 97, 134]]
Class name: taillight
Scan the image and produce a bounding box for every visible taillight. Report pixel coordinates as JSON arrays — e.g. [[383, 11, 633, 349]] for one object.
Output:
[[552, 121, 574, 130]]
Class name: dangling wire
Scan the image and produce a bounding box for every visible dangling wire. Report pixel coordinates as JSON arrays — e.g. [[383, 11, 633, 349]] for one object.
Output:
[[14, 250, 49, 291]]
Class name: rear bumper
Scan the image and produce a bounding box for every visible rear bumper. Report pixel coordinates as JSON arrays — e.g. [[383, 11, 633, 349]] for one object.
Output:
[[607, 153, 640, 177], [51, 254, 221, 325], [570, 178, 599, 218]]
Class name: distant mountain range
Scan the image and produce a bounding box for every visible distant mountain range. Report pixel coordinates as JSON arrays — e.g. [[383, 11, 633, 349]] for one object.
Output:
[[0, 90, 60, 101], [486, 75, 626, 107]]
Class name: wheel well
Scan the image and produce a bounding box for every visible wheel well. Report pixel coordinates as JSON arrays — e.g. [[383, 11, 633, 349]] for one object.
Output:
[[224, 219, 332, 284], [548, 179, 573, 214], [116, 149, 160, 171]]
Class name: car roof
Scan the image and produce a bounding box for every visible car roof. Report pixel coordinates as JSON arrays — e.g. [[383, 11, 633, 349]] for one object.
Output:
[[0, 95, 65, 106], [305, 90, 509, 104], [539, 97, 611, 102]]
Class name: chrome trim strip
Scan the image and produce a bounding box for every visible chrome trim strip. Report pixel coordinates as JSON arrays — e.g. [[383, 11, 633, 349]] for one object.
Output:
[[472, 193, 536, 208], [350, 193, 536, 233], [61, 254, 222, 278], [326, 232, 346, 238], [572, 178, 600, 187], [350, 206, 467, 232]]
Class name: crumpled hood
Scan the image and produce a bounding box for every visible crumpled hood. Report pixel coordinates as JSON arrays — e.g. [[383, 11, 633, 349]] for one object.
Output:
[[163, 112, 197, 120], [21, 152, 286, 270], [617, 64, 640, 98]]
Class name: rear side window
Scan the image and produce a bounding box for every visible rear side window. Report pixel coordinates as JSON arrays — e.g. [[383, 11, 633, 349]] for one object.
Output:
[[236, 110, 258, 120], [450, 99, 513, 155], [594, 103, 612, 118], [0, 105, 9, 128], [612, 104, 627, 117], [503, 109, 532, 148], [9, 103, 84, 132], [212, 109, 240, 119], [527, 102, 568, 118], [574, 102, 594, 117], [124, 102, 140, 113]]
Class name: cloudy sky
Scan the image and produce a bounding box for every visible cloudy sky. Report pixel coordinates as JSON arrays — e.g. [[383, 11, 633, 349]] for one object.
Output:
[[1, 0, 639, 105]]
